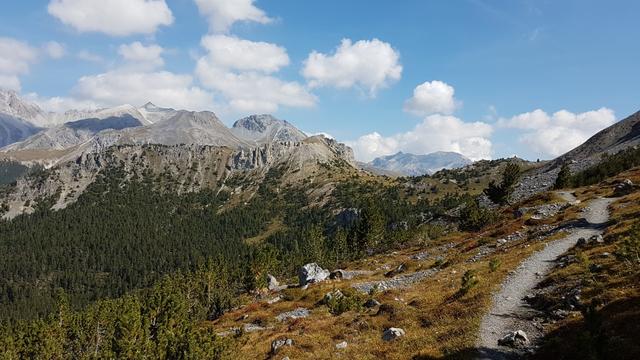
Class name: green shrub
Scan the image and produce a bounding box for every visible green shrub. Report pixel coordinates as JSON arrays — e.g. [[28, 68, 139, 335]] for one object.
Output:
[[459, 270, 479, 295], [326, 288, 366, 315], [484, 163, 521, 205], [489, 258, 501, 272], [554, 163, 572, 189], [459, 200, 497, 231]]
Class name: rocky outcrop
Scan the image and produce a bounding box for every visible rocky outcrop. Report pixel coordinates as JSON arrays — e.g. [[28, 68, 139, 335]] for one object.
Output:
[[298, 263, 330, 287]]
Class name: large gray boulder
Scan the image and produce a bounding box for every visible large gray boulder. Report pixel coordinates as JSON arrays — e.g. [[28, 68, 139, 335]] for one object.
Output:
[[298, 263, 330, 286]]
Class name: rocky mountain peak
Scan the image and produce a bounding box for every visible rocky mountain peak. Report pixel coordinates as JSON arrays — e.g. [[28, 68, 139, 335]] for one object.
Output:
[[233, 114, 281, 132], [231, 114, 307, 145], [0, 89, 49, 127], [142, 102, 158, 110]]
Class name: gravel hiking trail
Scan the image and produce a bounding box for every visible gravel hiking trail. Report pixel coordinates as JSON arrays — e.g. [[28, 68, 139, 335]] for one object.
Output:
[[475, 195, 615, 359]]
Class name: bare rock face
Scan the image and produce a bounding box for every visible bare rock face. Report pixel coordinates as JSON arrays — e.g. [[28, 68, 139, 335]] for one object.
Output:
[[382, 327, 406, 341], [298, 263, 330, 287]]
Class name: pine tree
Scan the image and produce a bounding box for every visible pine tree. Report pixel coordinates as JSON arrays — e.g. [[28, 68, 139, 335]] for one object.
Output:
[[304, 225, 326, 263], [484, 162, 521, 204], [355, 201, 385, 256], [554, 163, 572, 189]]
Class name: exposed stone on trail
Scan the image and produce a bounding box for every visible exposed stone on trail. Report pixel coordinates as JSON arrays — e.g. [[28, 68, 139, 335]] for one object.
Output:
[[497, 330, 529, 348], [382, 327, 406, 341], [276, 307, 310, 322], [591, 234, 604, 243], [271, 338, 293, 354], [352, 268, 439, 294], [335, 341, 348, 349], [298, 263, 330, 286]]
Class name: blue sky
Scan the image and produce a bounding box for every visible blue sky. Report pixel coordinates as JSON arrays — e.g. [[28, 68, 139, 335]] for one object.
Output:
[[1, 0, 639, 162]]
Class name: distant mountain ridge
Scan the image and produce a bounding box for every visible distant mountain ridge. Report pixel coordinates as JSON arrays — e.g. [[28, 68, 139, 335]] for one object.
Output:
[[368, 151, 473, 176]]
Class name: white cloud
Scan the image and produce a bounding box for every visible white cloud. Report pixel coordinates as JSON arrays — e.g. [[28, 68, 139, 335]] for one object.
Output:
[[77, 50, 104, 63], [25, 93, 99, 112], [404, 80, 459, 116], [348, 114, 493, 162], [44, 41, 66, 59], [302, 38, 402, 96], [194, 0, 272, 33], [195, 61, 315, 113], [200, 35, 289, 73], [48, 0, 174, 36], [195, 36, 315, 113], [499, 108, 616, 157], [118, 42, 164, 70], [67, 70, 215, 110], [0, 37, 38, 91], [0, 75, 22, 92]]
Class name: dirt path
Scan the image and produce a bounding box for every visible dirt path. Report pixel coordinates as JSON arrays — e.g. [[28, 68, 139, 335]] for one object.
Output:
[[555, 190, 578, 204], [475, 196, 615, 359]]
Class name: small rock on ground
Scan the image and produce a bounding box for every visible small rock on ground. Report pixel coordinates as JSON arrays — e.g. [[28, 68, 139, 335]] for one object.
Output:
[[382, 327, 406, 341], [276, 307, 310, 322]]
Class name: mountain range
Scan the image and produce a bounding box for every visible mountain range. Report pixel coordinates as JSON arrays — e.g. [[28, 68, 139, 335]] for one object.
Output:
[[0, 90, 356, 218], [367, 151, 472, 176]]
